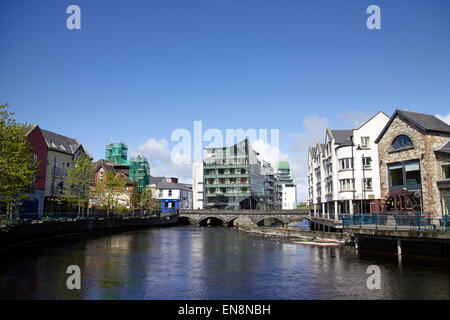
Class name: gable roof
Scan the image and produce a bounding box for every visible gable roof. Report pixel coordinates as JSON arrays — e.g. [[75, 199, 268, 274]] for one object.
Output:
[[355, 111, 390, 130], [435, 139, 450, 155], [157, 181, 192, 191], [150, 176, 165, 185], [330, 130, 353, 145], [375, 109, 450, 143]]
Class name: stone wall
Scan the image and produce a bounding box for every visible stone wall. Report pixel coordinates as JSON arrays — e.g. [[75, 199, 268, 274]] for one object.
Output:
[[377, 114, 450, 216]]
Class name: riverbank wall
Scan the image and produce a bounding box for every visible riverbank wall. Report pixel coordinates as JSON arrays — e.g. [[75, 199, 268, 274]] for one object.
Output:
[[0, 214, 178, 250], [237, 225, 352, 244]]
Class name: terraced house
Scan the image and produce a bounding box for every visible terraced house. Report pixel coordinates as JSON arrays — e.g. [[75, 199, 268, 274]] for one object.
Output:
[[25, 125, 92, 214], [307, 111, 390, 218]]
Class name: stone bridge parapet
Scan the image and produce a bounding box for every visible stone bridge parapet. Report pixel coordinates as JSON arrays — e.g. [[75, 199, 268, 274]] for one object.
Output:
[[179, 209, 308, 227]]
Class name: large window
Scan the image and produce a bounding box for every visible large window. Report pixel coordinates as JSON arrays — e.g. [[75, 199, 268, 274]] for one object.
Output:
[[392, 135, 413, 151], [340, 179, 354, 191], [339, 158, 353, 170], [388, 160, 421, 190]]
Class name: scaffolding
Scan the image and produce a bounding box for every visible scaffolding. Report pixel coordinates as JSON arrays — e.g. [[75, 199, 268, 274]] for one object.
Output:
[[129, 156, 150, 192], [106, 143, 128, 165]]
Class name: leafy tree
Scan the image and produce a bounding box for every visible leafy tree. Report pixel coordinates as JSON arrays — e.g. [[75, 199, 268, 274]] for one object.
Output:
[[140, 185, 161, 212], [60, 153, 93, 217], [0, 103, 40, 218], [91, 170, 127, 216], [130, 182, 141, 210]]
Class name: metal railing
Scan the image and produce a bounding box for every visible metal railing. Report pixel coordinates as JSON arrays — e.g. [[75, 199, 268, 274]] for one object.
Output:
[[0, 210, 166, 227], [341, 213, 449, 232]]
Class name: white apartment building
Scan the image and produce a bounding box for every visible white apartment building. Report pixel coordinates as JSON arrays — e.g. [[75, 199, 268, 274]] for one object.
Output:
[[192, 162, 204, 209], [281, 185, 297, 210], [307, 111, 390, 218]]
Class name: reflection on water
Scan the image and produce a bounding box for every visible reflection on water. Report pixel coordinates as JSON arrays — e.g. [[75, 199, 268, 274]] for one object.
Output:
[[0, 226, 449, 299]]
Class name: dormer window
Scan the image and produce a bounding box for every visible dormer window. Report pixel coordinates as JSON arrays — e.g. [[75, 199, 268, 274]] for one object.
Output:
[[392, 135, 413, 151]]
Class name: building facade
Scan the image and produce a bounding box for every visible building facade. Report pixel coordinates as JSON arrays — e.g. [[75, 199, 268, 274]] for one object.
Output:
[[90, 159, 135, 209], [375, 110, 450, 217], [203, 139, 280, 210], [192, 162, 204, 209], [277, 161, 297, 210], [24, 126, 92, 214], [151, 177, 193, 210], [308, 111, 389, 217]]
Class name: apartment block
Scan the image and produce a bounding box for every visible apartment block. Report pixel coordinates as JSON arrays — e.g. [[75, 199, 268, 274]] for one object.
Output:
[[307, 111, 390, 218]]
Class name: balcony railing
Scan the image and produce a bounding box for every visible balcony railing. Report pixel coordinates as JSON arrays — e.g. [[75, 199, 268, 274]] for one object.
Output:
[[341, 213, 449, 232]]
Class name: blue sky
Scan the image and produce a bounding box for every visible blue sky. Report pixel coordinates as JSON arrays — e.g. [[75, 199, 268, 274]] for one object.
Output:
[[1, 0, 450, 200]]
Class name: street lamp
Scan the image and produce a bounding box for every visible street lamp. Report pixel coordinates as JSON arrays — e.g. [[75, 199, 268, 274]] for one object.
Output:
[[349, 135, 356, 215]]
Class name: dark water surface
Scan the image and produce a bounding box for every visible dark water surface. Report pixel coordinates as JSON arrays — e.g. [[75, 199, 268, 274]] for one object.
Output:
[[0, 226, 449, 299]]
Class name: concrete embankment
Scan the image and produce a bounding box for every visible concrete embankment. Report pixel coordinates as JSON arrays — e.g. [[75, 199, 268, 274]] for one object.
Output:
[[237, 225, 353, 245], [0, 214, 178, 250]]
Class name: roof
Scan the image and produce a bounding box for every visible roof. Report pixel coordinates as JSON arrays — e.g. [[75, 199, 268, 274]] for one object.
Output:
[[435, 139, 450, 155], [92, 159, 133, 185], [355, 111, 390, 130], [277, 161, 290, 170], [330, 129, 353, 145], [157, 181, 192, 191], [40, 129, 81, 155], [375, 110, 450, 143], [150, 176, 165, 185]]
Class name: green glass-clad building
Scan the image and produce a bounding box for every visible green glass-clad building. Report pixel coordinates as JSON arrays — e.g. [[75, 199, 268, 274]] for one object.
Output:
[[203, 139, 268, 210]]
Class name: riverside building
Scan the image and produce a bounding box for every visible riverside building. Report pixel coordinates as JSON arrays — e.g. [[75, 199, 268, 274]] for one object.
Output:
[[307, 111, 390, 218], [277, 161, 297, 210], [375, 110, 450, 217], [203, 139, 279, 210]]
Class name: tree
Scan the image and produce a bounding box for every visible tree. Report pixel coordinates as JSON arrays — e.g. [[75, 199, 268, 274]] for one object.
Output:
[[60, 153, 92, 216], [130, 182, 141, 210], [0, 103, 40, 218], [140, 185, 161, 212], [91, 170, 127, 216]]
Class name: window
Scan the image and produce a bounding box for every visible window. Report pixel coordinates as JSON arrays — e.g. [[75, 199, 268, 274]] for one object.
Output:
[[405, 162, 421, 185], [339, 158, 353, 170], [361, 137, 370, 148], [392, 135, 413, 151], [443, 165, 450, 179], [168, 190, 172, 197], [389, 163, 404, 187], [363, 178, 373, 190], [388, 160, 421, 189], [442, 190, 449, 216], [362, 157, 372, 169], [340, 179, 354, 191]]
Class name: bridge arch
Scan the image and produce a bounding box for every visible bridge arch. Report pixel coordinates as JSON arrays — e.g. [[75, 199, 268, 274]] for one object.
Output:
[[255, 216, 285, 227], [199, 216, 225, 226]]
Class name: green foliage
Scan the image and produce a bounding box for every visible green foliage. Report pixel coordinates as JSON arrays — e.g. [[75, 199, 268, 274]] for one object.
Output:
[[60, 153, 93, 216], [0, 103, 40, 217], [140, 185, 161, 211], [91, 170, 128, 215]]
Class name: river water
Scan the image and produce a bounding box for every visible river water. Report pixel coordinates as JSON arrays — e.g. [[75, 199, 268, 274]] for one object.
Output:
[[0, 226, 449, 299]]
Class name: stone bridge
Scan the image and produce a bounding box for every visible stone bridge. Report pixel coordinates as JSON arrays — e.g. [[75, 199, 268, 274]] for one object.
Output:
[[179, 209, 309, 227]]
